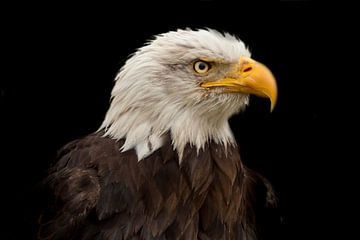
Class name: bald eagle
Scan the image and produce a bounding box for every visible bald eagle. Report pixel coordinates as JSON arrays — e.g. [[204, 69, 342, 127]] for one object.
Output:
[[38, 29, 278, 240]]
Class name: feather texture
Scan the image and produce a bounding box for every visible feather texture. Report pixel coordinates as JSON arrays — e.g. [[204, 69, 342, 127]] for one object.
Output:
[[38, 132, 277, 240]]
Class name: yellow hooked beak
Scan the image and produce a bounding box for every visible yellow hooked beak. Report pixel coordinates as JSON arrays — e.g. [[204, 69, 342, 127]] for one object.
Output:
[[200, 57, 278, 111]]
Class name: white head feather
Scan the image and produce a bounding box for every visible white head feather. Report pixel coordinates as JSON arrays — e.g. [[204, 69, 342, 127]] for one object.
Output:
[[100, 29, 251, 161]]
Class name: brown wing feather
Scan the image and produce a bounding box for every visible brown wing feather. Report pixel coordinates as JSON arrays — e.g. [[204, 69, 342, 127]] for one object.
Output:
[[38, 137, 102, 239]]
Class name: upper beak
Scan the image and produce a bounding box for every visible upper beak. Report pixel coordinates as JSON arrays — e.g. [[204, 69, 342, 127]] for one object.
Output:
[[200, 57, 278, 111]]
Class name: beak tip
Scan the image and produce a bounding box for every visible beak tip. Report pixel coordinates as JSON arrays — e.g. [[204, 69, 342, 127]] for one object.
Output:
[[269, 94, 277, 112], [270, 105, 275, 112]]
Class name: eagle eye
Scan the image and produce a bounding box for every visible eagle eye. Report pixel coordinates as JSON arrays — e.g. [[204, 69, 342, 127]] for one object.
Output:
[[193, 60, 211, 74]]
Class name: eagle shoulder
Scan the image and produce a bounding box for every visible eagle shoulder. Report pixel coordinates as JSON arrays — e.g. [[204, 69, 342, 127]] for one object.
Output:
[[38, 132, 127, 239]]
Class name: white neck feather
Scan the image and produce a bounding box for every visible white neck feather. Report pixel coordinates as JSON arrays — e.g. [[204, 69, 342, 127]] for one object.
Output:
[[99, 83, 248, 161]]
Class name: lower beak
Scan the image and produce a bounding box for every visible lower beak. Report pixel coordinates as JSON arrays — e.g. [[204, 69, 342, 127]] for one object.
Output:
[[200, 57, 278, 111]]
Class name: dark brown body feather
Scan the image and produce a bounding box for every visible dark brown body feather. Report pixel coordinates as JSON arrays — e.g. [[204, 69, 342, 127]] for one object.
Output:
[[38, 132, 277, 240]]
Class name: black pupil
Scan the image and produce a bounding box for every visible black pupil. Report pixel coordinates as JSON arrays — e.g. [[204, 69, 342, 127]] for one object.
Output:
[[198, 62, 207, 70]]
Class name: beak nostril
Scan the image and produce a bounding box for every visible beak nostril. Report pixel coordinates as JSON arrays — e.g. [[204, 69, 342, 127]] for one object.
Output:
[[243, 67, 252, 73]]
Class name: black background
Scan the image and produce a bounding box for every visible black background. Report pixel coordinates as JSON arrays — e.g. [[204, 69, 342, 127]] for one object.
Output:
[[1, 1, 355, 239]]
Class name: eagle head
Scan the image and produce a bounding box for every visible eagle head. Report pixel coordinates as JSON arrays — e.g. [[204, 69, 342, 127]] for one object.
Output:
[[100, 29, 277, 160]]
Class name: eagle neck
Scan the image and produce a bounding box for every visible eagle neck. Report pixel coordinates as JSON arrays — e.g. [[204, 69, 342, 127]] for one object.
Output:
[[169, 110, 236, 161], [99, 106, 236, 162]]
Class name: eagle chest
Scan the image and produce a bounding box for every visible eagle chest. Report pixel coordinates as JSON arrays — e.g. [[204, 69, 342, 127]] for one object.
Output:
[[44, 133, 249, 240], [96, 136, 242, 238]]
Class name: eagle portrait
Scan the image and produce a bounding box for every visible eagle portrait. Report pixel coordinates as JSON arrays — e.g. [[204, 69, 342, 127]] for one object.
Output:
[[38, 29, 278, 240]]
